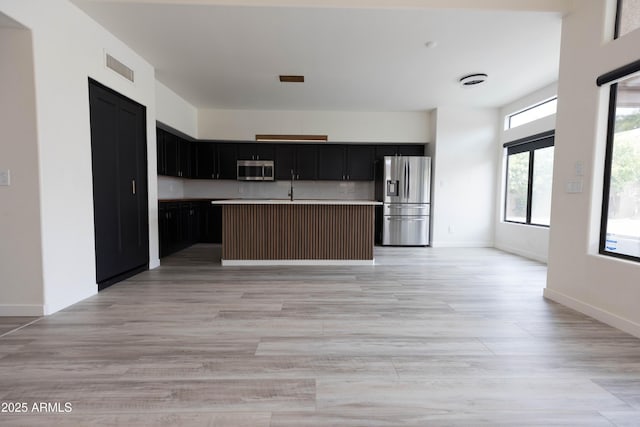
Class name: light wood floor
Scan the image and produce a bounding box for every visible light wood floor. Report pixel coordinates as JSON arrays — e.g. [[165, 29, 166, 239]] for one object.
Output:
[[1, 245, 640, 426]]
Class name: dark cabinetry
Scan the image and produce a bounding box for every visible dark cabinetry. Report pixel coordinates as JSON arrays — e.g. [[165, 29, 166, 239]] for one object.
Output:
[[374, 144, 425, 162], [318, 145, 346, 180], [158, 125, 425, 183], [346, 145, 375, 180], [236, 143, 274, 161], [159, 201, 208, 258], [275, 144, 318, 180], [216, 143, 238, 180], [193, 142, 216, 179], [157, 128, 193, 178], [200, 202, 223, 244], [318, 145, 374, 181]]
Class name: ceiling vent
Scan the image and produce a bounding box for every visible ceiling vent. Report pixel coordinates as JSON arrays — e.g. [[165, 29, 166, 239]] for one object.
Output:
[[106, 53, 134, 83], [279, 75, 304, 83], [459, 73, 488, 86]]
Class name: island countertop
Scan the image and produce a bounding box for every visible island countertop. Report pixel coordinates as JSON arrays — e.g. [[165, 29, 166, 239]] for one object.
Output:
[[212, 199, 382, 206]]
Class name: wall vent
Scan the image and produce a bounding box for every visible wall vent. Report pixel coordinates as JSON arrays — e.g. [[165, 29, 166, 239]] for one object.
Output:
[[105, 53, 134, 83]]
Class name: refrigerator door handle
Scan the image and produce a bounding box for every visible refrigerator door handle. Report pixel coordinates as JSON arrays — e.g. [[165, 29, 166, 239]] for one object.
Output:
[[404, 162, 408, 198], [407, 162, 410, 197], [386, 217, 427, 221]]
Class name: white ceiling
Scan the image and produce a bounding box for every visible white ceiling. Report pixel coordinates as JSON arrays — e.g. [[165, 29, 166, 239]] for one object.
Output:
[[71, 0, 566, 111]]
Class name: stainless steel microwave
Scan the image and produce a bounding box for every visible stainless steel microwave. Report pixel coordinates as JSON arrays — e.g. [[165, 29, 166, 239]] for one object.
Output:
[[236, 160, 274, 181]]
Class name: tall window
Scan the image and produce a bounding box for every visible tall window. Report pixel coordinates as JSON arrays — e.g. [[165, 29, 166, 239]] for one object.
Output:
[[600, 72, 640, 261], [504, 131, 555, 226], [615, 0, 640, 38]]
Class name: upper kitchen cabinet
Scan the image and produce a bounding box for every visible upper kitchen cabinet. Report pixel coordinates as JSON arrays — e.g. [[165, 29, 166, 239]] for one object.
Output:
[[163, 131, 179, 177], [156, 129, 167, 175], [374, 144, 425, 163], [216, 143, 238, 180], [398, 144, 425, 156], [275, 144, 318, 181], [318, 145, 374, 181], [193, 141, 216, 179], [194, 142, 238, 180], [346, 145, 374, 181], [236, 142, 274, 161], [178, 137, 193, 178], [157, 126, 194, 178], [318, 145, 347, 180]]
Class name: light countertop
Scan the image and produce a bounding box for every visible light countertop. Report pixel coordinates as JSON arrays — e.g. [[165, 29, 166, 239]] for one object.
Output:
[[212, 199, 382, 206]]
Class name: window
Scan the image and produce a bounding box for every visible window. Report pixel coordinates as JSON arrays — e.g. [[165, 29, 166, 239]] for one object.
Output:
[[505, 97, 557, 130], [615, 0, 640, 39], [600, 72, 640, 261], [504, 131, 555, 226]]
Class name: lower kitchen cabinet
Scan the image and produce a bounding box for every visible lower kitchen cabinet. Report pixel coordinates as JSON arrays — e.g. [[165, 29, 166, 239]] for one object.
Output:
[[200, 202, 222, 244], [159, 201, 222, 258]]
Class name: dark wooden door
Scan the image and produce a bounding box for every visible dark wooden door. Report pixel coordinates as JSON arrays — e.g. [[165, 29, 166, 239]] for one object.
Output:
[[89, 79, 148, 290]]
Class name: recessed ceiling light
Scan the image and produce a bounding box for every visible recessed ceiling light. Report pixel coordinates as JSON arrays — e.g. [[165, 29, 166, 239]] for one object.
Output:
[[459, 73, 488, 86], [279, 75, 304, 83], [424, 41, 438, 49]]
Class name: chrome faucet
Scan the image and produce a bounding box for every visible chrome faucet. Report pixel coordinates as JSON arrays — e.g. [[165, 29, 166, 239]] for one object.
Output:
[[288, 169, 294, 201]]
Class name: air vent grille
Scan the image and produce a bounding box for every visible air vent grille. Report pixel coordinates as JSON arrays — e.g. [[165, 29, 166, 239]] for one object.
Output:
[[106, 53, 134, 82]]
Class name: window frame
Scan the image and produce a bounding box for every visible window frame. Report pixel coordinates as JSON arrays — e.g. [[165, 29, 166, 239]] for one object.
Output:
[[615, 0, 622, 39], [505, 97, 558, 130], [503, 130, 555, 227], [598, 78, 640, 262]]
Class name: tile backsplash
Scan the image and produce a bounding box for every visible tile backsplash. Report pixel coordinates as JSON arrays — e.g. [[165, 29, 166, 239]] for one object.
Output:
[[158, 176, 374, 200]]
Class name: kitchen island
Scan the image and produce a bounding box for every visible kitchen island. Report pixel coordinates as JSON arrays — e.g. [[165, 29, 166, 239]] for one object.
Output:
[[213, 200, 381, 266]]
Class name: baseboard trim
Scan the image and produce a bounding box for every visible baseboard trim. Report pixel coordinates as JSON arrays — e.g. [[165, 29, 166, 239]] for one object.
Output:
[[494, 243, 548, 263], [543, 288, 640, 339], [430, 241, 493, 248], [0, 305, 45, 316]]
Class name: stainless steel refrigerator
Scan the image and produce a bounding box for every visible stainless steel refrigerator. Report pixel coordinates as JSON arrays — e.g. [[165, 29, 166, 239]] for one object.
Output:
[[381, 156, 431, 246]]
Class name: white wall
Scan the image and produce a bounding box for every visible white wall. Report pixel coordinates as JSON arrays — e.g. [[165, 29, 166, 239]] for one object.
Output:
[[198, 109, 430, 142], [431, 107, 498, 247], [0, 0, 160, 315], [156, 80, 198, 138], [0, 25, 44, 315], [545, 0, 640, 338], [494, 83, 557, 262]]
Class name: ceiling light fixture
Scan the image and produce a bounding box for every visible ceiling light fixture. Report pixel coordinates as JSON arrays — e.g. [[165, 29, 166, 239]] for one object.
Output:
[[279, 75, 304, 83], [459, 73, 488, 86], [424, 41, 438, 49]]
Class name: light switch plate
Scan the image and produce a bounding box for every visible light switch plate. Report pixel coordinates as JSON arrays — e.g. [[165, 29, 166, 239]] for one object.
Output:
[[566, 180, 583, 193], [0, 169, 10, 186]]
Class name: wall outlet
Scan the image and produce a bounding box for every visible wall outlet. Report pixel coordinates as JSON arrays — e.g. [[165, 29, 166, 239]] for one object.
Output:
[[448, 225, 455, 234], [0, 169, 10, 186]]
